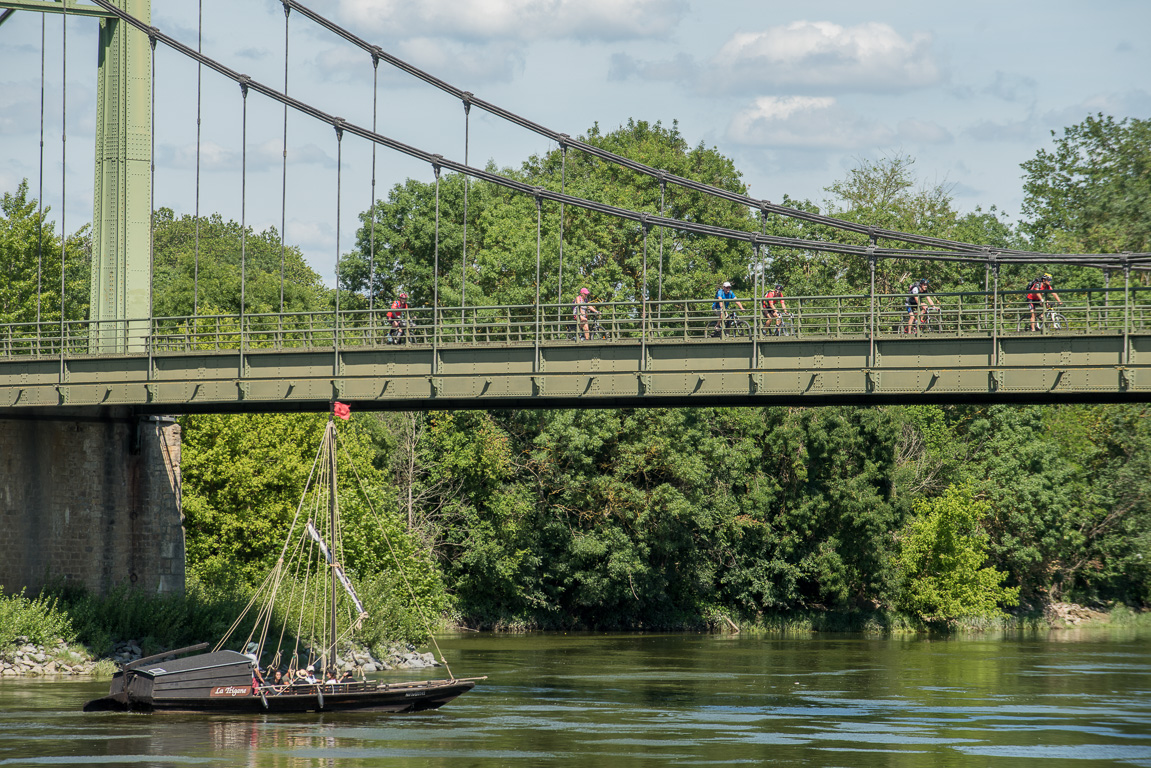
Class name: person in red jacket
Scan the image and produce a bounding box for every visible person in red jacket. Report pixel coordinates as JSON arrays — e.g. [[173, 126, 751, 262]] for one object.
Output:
[[386, 292, 409, 343], [762, 283, 788, 334], [1026, 274, 1061, 331]]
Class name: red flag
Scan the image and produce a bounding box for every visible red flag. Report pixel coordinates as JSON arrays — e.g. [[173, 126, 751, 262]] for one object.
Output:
[[333, 401, 351, 420]]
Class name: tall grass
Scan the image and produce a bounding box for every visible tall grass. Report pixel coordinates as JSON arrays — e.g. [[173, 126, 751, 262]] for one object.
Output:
[[0, 588, 75, 649], [41, 576, 254, 657]]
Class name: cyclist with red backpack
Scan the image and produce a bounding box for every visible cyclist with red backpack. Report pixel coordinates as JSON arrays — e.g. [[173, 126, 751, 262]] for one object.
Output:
[[386, 292, 409, 343], [1026, 273, 1061, 331], [762, 283, 788, 334]]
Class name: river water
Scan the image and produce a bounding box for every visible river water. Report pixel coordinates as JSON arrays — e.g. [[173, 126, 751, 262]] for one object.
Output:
[[1, 628, 1149, 767]]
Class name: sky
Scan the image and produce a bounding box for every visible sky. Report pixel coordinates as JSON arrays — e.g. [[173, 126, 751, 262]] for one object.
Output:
[[1, 0, 1149, 285]]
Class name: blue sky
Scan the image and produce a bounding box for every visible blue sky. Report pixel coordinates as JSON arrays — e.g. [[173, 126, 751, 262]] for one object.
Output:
[[2, 0, 1148, 283]]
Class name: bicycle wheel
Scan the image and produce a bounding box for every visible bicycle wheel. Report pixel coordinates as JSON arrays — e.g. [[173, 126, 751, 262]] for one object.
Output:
[[1048, 312, 1066, 331], [1016, 316, 1041, 332], [733, 320, 751, 338], [707, 321, 722, 338]]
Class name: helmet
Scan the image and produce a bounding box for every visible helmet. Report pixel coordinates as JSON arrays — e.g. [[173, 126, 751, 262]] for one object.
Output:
[[1042, 273, 1052, 281], [919, 278, 929, 286], [722, 281, 732, 288], [774, 283, 783, 291], [399, 292, 408, 298], [579, 287, 589, 296]]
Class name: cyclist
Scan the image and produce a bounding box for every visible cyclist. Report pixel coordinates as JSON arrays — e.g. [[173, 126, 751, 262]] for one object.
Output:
[[710, 281, 746, 337], [905, 278, 936, 333], [762, 283, 788, 334], [573, 287, 600, 341], [386, 292, 409, 343], [1026, 273, 1062, 331]]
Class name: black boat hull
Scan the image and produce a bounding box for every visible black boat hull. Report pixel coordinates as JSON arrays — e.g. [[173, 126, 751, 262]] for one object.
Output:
[[83, 649, 480, 714]]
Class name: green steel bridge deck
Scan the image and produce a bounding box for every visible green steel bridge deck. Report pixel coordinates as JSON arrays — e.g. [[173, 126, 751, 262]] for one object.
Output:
[[2, 288, 1148, 416]]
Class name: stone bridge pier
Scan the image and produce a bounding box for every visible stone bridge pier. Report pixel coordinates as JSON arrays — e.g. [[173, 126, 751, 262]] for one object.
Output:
[[0, 408, 185, 597]]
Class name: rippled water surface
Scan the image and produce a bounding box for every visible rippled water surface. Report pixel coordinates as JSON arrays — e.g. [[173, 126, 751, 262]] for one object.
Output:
[[1, 629, 1149, 767]]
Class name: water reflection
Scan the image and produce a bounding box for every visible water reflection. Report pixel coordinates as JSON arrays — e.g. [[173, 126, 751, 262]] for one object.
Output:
[[0, 629, 1148, 767]]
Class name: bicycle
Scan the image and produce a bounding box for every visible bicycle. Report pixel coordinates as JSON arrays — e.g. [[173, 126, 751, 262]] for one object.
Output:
[[1016, 303, 1066, 332], [570, 316, 609, 341], [920, 305, 943, 333], [387, 317, 412, 344], [708, 311, 751, 338], [897, 304, 939, 334], [762, 311, 794, 337]]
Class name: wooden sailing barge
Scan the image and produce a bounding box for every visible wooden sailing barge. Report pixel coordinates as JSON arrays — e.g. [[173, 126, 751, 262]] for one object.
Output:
[[85, 411, 481, 714]]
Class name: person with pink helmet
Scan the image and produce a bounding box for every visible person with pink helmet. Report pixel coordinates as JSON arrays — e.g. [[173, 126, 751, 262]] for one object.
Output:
[[572, 287, 600, 341]]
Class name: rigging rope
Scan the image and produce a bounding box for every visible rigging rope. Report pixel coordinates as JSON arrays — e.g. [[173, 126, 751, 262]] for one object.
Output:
[[87, 0, 1151, 270], [344, 448, 455, 680]]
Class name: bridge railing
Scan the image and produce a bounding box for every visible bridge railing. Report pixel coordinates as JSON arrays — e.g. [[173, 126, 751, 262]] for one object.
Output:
[[2, 286, 1149, 358]]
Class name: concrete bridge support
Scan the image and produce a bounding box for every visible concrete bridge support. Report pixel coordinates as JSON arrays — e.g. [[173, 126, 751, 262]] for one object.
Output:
[[0, 409, 184, 597]]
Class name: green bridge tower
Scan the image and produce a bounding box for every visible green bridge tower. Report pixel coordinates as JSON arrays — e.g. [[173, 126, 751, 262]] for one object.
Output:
[[0, 0, 152, 352]]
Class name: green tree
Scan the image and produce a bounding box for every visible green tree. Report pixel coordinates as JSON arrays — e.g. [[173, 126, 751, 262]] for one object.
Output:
[[897, 484, 1019, 625], [1020, 114, 1151, 254], [341, 120, 757, 312], [0, 180, 91, 324], [151, 208, 328, 317]]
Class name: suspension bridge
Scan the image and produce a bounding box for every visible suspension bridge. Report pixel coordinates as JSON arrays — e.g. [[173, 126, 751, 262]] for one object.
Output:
[[1, 0, 1149, 599], [1, 0, 1149, 417]]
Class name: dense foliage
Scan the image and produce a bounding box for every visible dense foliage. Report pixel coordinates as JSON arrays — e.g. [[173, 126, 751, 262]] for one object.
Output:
[[3, 114, 1149, 640]]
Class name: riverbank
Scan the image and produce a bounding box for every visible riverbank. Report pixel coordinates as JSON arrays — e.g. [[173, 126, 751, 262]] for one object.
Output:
[[0, 636, 440, 679]]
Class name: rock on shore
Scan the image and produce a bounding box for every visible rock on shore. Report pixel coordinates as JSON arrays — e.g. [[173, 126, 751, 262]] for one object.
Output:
[[0, 638, 98, 677]]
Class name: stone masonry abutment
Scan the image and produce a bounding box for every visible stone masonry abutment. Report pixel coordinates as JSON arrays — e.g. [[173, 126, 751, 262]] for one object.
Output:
[[0, 408, 185, 596]]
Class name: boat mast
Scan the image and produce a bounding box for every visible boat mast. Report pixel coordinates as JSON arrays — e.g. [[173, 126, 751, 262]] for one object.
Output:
[[328, 406, 338, 675]]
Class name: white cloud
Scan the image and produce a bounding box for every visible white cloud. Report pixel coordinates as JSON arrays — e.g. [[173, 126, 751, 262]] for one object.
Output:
[[337, 0, 687, 43], [286, 219, 335, 251], [706, 21, 942, 95], [727, 96, 896, 149]]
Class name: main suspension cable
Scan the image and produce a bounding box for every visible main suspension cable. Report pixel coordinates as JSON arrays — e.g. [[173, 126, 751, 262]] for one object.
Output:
[[88, 0, 1151, 270], [274, 0, 1113, 260]]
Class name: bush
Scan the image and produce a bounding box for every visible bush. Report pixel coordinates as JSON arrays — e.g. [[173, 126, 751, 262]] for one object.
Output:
[[896, 485, 1020, 627], [0, 588, 75, 649]]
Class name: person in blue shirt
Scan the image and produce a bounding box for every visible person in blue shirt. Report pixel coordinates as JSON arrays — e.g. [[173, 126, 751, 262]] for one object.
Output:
[[712, 281, 745, 321]]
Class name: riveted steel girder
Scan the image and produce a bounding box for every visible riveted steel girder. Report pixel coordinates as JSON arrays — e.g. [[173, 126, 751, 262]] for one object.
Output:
[[0, 335, 1147, 415]]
